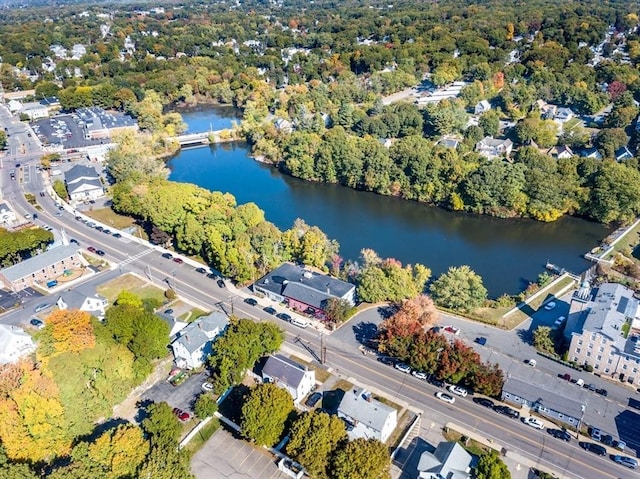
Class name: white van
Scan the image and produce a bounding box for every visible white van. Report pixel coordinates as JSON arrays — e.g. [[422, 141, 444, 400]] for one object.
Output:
[[291, 317, 309, 329]]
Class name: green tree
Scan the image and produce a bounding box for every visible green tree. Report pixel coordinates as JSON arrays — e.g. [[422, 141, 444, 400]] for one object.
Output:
[[286, 411, 346, 477], [475, 451, 511, 479], [323, 298, 354, 324], [138, 443, 194, 479], [331, 438, 391, 479], [53, 179, 68, 200], [533, 326, 556, 354], [478, 110, 500, 137], [593, 128, 628, 159], [430, 265, 488, 312], [0, 131, 6, 150], [194, 393, 218, 419], [241, 383, 294, 446], [142, 402, 182, 447]]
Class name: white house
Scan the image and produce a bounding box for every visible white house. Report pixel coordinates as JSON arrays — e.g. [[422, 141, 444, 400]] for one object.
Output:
[[55, 287, 109, 320], [547, 145, 574, 159], [64, 165, 104, 202], [417, 441, 473, 479], [0, 202, 17, 225], [580, 147, 603, 160], [474, 100, 491, 115], [554, 107, 574, 123], [337, 388, 397, 443], [170, 311, 229, 369], [615, 146, 634, 162], [0, 325, 36, 364], [261, 354, 316, 403], [475, 136, 513, 159]]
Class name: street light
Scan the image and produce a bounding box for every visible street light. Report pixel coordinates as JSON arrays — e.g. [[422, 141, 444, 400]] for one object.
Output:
[[576, 403, 586, 439]]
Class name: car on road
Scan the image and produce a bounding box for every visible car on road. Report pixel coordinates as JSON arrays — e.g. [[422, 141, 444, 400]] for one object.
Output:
[[411, 370, 428, 380], [473, 397, 494, 409], [448, 385, 468, 397], [95, 225, 103, 232], [474, 336, 487, 346], [523, 417, 544, 430], [201, 382, 214, 392], [24, 213, 32, 220], [547, 428, 571, 442], [172, 408, 191, 422], [112, 233, 122, 239], [305, 392, 322, 407], [161, 252, 173, 259], [87, 246, 96, 253], [589, 427, 602, 441], [172, 257, 184, 264], [70, 238, 79, 245], [394, 362, 411, 374], [494, 405, 520, 419], [244, 298, 258, 306], [443, 325, 460, 335], [96, 250, 105, 256], [614, 440, 626, 451], [377, 356, 396, 366], [613, 455, 638, 469], [216, 279, 226, 288], [29, 318, 45, 330], [429, 377, 446, 388], [595, 388, 608, 397], [263, 306, 277, 315], [195, 267, 207, 274], [277, 312, 292, 322], [55, 212, 63, 217], [164, 309, 174, 315], [601, 434, 614, 446], [436, 392, 455, 404], [558, 373, 571, 381], [102, 229, 111, 235], [579, 441, 606, 456], [544, 301, 557, 311], [526, 359, 537, 367], [34, 303, 51, 313]]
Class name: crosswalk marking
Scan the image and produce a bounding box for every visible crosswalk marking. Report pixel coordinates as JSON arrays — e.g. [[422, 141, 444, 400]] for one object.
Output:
[[118, 248, 154, 267]]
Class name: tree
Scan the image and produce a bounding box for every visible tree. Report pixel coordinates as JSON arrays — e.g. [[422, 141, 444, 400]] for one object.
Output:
[[138, 443, 194, 479], [0, 131, 6, 150], [331, 438, 391, 479], [430, 266, 488, 312], [241, 383, 294, 446], [38, 309, 95, 357], [532, 326, 556, 354], [142, 402, 182, 447], [478, 110, 500, 137], [593, 128, 628, 159], [286, 411, 346, 477], [194, 393, 218, 419], [87, 424, 149, 479], [475, 451, 511, 479], [323, 297, 354, 324], [53, 180, 69, 201]]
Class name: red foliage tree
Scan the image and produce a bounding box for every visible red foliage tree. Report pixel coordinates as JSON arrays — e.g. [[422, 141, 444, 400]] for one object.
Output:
[[608, 80, 627, 101]]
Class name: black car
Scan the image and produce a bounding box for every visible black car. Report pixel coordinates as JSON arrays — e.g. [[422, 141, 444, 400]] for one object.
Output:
[[112, 233, 122, 238], [473, 397, 494, 409], [305, 392, 322, 407], [95, 226, 103, 232], [580, 441, 606, 456], [244, 298, 258, 306], [164, 309, 174, 315], [161, 252, 173, 259], [377, 356, 396, 366], [263, 306, 277, 315], [217, 279, 226, 288], [494, 405, 520, 419], [595, 388, 608, 397], [548, 428, 571, 442], [102, 229, 112, 235], [195, 267, 207, 274], [207, 273, 217, 280], [277, 313, 292, 322], [601, 434, 614, 446], [96, 250, 105, 256], [70, 238, 79, 245], [32, 213, 38, 219]]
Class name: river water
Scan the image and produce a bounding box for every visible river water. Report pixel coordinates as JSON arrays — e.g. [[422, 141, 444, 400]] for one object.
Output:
[[169, 108, 610, 297]]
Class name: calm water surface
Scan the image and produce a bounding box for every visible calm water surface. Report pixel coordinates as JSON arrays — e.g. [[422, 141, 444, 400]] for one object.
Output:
[[170, 109, 611, 297]]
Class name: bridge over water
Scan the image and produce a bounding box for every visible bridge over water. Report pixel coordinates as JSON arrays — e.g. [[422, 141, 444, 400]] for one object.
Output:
[[173, 129, 236, 146]]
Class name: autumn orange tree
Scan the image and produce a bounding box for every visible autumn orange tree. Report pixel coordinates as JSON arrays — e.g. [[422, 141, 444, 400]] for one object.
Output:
[[38, 309, 95, 358], [378, 295, 439, 355]]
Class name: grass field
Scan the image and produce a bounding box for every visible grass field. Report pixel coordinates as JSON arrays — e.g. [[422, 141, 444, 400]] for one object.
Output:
[[604, 220, 640, 260], [178, 307, 209, 322], [97, 273, 166, 304], [182, 418, 220, 454], [83, 207, 147, 238]]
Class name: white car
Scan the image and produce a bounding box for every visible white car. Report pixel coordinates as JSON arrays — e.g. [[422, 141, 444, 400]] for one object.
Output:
[[543, 301, 557, 311], [448, 385, 468, 398], [436, 392, 455, 404], [526, 359, 537, 367], [412, 370, 428, 380], [524, 417, 544, 430], [201, 382, 214, 392], [395, 362, 411, 374]]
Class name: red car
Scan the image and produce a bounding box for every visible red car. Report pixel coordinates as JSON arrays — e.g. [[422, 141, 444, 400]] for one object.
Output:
[[173, 257, 184, 264], [172, 407, 191, 422], [87, 246, 96, 253]]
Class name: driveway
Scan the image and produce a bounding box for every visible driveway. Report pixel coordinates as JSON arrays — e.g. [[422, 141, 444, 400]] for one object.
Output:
[[191, 427, 288, 479], [142, 370, 208, 413]]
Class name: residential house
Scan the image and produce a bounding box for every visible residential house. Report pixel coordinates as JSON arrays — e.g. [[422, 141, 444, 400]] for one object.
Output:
[[580, 147, 603, 160], [0, 325, 36, 364], [437, 137, 461, 150], [55, 287, 109, 320], [253, 263, 356, 320], [534, 100, 557, 120], [554, 107, 575, 122], [547, 145, 574, 159], [261, 354, 316, 403], [566, 282, 640, 385], [64, 165, 104, 202], [0, 244, 82, 292], [337, 388, 397, 443], [0, 202, 17, 225], [274, 118, 293, 133], [170, 311, 229, 369], [475, 136, 513, 159], [501, 376, 584, 427], [474, 100, 491, 115], [615, 146, 634, 162], [417, 441, 473, 479]]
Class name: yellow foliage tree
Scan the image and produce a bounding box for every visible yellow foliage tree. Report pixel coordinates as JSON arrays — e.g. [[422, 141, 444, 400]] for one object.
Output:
[[88, 424, 149, 479], [40, 309, 95, 358]]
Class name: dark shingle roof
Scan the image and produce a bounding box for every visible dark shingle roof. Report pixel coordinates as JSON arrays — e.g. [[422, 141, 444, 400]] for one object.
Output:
[[64, 165, 100, 185], [262, 354, 308, 389]]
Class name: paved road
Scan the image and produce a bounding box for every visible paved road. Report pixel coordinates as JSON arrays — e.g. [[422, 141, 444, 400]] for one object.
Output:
[[1, 170, 639, 478]]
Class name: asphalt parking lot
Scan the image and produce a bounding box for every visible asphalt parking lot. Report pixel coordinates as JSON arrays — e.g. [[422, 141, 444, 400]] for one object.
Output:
[[0, 287, 42, 312], [141, 370, 208, 413], [32, 114, 105, 149], [191, 427, 288, 479]]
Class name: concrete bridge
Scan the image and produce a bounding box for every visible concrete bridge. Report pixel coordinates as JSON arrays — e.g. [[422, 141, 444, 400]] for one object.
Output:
[[174, 129, 236, 146]]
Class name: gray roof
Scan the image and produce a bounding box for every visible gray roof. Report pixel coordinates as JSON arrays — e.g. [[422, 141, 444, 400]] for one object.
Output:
[[478, 136, 512, 148], [418, 441, 472, 479], [503, 376, 585, 419], [583, 283, 637, 344], [338, 388, 395, 433], [172, 311, 228, 354], [66, 177, 102, 194], [262, 354, 308, 389], [76, 106, 137, 130], [0, 244, 79, 282], [255, 263, 354, 304], [65, 164, 100, 185]]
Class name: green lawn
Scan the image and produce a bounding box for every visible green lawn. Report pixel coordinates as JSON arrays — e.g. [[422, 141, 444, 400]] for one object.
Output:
[[178, 307, 209, 323], [97, 273, 166, 304], [603, 220, 640, 260], [182, 418, 220, 454], [288, 355, 332, 383], [562, 117, 582, 132], [83, 207, 146, 238]]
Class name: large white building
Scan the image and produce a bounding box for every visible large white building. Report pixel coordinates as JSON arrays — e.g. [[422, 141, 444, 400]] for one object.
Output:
[[64, 165, 104, 202], [337, 388, 397, 443], [170, 311, 228, 369], [0, 325, 36, 364]]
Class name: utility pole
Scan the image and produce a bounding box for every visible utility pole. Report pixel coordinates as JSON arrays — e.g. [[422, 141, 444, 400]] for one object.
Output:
[[320, 334, 327, 364]]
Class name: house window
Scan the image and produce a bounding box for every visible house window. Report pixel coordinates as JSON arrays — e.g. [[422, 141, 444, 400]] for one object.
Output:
[[578, 340, 583, 346], [558, 413, 564, 419], [590, 333, 596, 341], [634, 368, 638, 373], [623, 365, 628, 370], [599, 347, 604, 353], [605, 368, 610, 373], [597, 355, 602, 361], [586, 352, 591, 357], [576, 348, 581, 354], [594, 364, 599, 369], [573, 356, 578, 362], [588, 343, 593, 349]]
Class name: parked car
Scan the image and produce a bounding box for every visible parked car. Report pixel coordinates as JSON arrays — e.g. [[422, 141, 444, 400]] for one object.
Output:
[[172, 408, 191, 422], [494, 405, 520, 419], [201, 382, 214, 392], [217, 279, 226, 288], [161, 252, 173, 259], [474, 336, 487, 346], [34, 303, 51, 313], [613, 455, 638, 469], [95, 225, 103, 232], [244, 298, 258, 306], [102, 229, 111, 235], [164, 309, 174, 315], [559, 373, 571, 381], [412, 370, 428, 381], [614, 440, 626, 451], [29, 318, 45, 330], [305, 392, 322, 407], [277, 312, 292, 322], [580, 441, 606, 456], [172, 257, 184, 264], [195, 267, 207, 274], [96, 250, 105, 256], [429, 377, 446, 388], [70, 238, 79, 245], [394, 362, 411, 374], [443, 325, 460, 335], [473, 397, 494, 409], [548, 428, 571, 442], [601, 434, 614, 446], [526, 359, 537, 367], [589, 427, 602, 441], [448, 385, 468, 398], [544, 301, 557, 310], [87, 246, 96, 253], [377, 356, 396, 366], [436, 392, 455, 404], [263, 306, 277, 315], [112, 233, 122, 238], [523, 417, 545, 430], [595, 388, 608, 397]]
